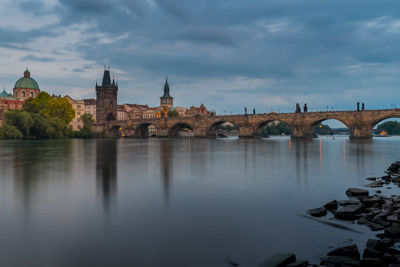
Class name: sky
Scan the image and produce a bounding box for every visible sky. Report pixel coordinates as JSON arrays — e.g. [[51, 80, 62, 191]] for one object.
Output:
[[1, 0, 400, 117]]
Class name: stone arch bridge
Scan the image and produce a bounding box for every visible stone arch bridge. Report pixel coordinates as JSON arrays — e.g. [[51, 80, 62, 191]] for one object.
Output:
[[93, 109, 400, 139]]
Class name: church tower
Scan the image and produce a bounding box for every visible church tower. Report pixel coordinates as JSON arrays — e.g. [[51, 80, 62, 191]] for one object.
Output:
[[96, 68, 118, 123], [160, 77, 173, 109]]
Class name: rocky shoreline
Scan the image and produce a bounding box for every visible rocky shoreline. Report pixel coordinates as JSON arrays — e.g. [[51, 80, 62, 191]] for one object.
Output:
[[256, 161, 400, 267]]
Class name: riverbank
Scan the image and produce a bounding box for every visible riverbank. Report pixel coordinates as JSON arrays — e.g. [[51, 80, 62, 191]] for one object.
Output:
[[257, 161, 400, 267]]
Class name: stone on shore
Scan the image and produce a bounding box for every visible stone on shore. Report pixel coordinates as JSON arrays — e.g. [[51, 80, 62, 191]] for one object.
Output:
[[327, 244, 360, 260], [363, 248, 384, 259], [346, 188, 369, 197], [366, 239, 387, 252], [286, 260, 309, 267], [385, 223, 400, 237], [324, 200, 338, 211], [366, 181, 385, 188], [338, 199, 360, 206], [258, 253, 296, 267], [307, 207, 327, 217], [360, 258, 382, 267], [334, 204, 363, 220], [320, 256, 360, 266], [366, 177, 377, 181]]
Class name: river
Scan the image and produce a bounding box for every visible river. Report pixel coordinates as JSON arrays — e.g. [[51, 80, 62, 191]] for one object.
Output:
[[0, 136, 399, 266]]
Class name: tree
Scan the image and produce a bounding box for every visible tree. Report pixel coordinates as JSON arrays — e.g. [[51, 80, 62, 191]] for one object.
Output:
[[24, 92, 75, 124], [167, 110, 179, 117], [262, 122, 291, 135], [0, 124, 23, 139], [74, 114, 94, 138], [4, 110, 34, 137], [377, 121, 400, 135]]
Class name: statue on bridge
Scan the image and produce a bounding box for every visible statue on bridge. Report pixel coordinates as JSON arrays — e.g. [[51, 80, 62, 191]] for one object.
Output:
[[362, 103, 365, 111], [357, 102, 360, 111], [295, 103, 301, 113], [245, 107, 247, 115], [303, 103, 308, 113], [253, 108, 256, 115]]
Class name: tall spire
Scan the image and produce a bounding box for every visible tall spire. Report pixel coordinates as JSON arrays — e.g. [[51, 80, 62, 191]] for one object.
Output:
[[162, 76, 171, 97], [102, 69, 111, 86]]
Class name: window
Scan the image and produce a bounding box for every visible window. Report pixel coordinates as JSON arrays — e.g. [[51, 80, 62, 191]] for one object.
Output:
[[30, 92, 34, 97], [77, 105, 81, 108], [22, 91, 26, 97], [77, 112, 81, 115]]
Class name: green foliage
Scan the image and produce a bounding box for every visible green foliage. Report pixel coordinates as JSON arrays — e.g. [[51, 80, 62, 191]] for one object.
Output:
[[314, 124, 331, 135], [167, 110, 179, 117], [4, 110, 34, 136], [0, 92, 81, 139], [73, 114, 94, 138], [218, 124, 238, 131], [0, 124, 23, 139], [262, 122, 291, 135], [24, 92, 75, 124], [377, 121, 400, 135]]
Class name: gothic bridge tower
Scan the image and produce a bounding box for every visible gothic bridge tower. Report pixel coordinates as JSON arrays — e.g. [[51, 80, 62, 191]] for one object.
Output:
[[96, 69, 118, 123]]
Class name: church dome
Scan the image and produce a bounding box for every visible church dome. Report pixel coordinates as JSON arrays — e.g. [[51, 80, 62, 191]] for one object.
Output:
[[14, 69, 40, 90]]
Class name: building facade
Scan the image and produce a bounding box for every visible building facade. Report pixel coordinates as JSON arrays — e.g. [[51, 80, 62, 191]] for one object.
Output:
[[143, 108, 158, 119], [83, 99, 96, 121], [185, 104, 212, 117], [160, 78, 173, 109], [96, 69, 118, 124], [0, 89, 24, 126], [66, 95, 85, 130], [13, 69, 40, 101], [117, 105, 127, 121]]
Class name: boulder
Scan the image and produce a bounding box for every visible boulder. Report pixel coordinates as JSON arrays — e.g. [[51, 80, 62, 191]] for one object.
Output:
[[363, 248, 384, 259], [360, 258, 382, 267], [346, 188, 369, 197], [338, 199, 361, 206], [324, 200, 338, 211], [366, 177, 377, 181], [308, 207, 327, 217], [258, 253, 296, 267], [320, 256, 360, 266], [366, 239, 387, 252], [327, 245, 360, 260], [385, 223, 400, 237], [286, 260, 309, 267], [334, 205, 363, 220], [367, 181, 384, 188]]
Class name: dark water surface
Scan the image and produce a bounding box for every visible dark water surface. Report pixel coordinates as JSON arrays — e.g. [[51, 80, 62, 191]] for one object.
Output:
[[0, 137, 399, 266]]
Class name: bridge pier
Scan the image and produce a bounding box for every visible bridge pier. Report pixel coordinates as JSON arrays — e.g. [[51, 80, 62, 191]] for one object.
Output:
[[238, 126, 254, 138]]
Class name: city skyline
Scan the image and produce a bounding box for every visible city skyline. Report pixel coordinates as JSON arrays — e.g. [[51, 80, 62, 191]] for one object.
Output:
[[1, 0, 400, 115]]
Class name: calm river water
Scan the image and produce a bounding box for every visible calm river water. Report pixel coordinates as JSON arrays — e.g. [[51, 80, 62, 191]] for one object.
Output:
[[0, 136, 399, 266]]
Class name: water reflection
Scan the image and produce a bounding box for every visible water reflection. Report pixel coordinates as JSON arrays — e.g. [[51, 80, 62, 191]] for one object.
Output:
[[96, 139, 118, 211], [160, 140, 173, 202]]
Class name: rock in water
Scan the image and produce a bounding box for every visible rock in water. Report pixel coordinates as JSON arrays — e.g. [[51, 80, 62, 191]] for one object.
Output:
[[307, 207, 327, 217], [327, 245, 360, 260], [258, 253, 296, 267], [334, 204, 363, 220], [346, 188, 369, 197], [324, 200, 338, 211]]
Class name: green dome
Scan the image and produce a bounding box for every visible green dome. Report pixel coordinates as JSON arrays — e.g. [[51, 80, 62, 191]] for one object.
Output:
[[14, 69, 40, 90]]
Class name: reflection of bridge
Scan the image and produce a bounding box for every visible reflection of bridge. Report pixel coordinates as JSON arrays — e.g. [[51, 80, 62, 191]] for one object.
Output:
[[94, 109, 400, 139]]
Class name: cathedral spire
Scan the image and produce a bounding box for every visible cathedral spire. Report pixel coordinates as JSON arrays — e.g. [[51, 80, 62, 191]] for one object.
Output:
[[162, 76, 171, 98]]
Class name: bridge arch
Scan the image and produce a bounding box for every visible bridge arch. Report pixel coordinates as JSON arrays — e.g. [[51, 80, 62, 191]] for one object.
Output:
[[109, 125, 124, 137], [206, 120, 240, 138], [371, 115, 400, 136], [253, 119, 293, 138], [306, 117, 351, 137], [168, 122, 194, 137], [134, 123, 158, 138]]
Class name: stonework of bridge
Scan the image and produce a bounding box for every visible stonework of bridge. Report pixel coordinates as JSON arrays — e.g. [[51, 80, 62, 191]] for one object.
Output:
[[93, 109, 400, 139]]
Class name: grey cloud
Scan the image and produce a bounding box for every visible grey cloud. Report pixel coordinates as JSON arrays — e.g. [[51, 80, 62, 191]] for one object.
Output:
[[20, 55, 55, 62]]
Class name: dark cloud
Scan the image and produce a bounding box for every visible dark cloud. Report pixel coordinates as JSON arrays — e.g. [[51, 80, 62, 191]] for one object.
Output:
[[20, 55, 55, 62], [2, 0, 400, 112]]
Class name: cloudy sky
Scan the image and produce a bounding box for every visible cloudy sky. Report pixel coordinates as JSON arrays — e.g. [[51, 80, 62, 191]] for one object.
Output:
[[1, 0, 400, 115]]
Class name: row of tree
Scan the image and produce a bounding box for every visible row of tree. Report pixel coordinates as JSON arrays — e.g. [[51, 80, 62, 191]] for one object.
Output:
[[377, 121, 400, 135], [0, 92, 94, 139]]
